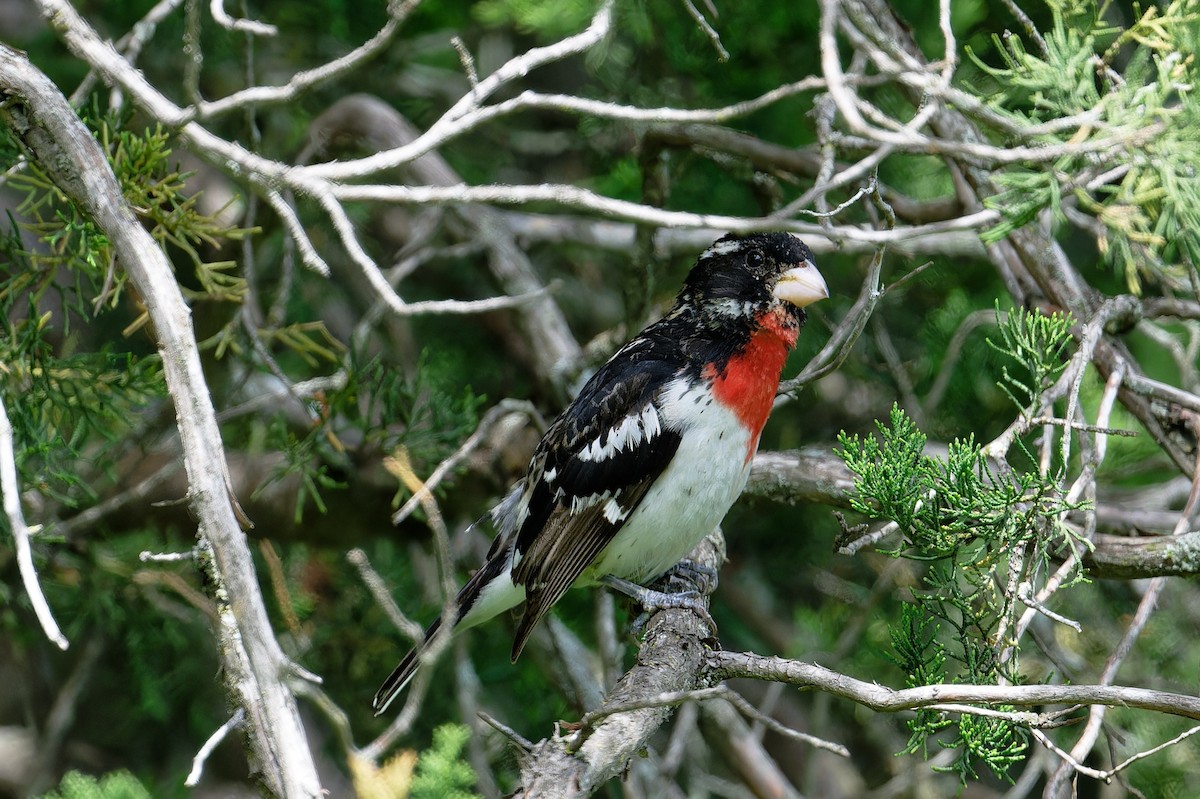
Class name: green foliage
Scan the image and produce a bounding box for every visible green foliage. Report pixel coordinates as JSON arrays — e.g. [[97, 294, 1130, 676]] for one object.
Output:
[[0, 114, 260, 509], [970, 0, 1200, 293], [9, 117, 255, 315], [838, 406, 926, 546], [409, 724, 481, 799], [839, 405, 1075, 559], [948, 711, 1029, 782], [38, 770, 151, 799], [248, 349, 486, 522], [0, 293, 166, 506], [253, 417, 348, 524], [839, 406, 1046, 779], [888, 604, 953, 748], [836, 307, 1084, 781], [343, 349, 487, 472], [474, 0, 598, 39], [5, 2, 1195, 796], [987, 302, 1073, 412], [42, 524, 229, 746]]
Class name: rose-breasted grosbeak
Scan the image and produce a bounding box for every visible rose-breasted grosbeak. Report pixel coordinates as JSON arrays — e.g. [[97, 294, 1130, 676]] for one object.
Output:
[[373, 232, 827, 714]]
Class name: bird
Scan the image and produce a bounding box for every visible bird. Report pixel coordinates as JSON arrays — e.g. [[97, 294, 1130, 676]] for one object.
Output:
[[373, 231, 828, 714]]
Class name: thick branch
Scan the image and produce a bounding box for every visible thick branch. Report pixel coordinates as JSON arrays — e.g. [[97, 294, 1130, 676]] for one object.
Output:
[[747, 449, 1200, 578], [515, 530, 724, 797], [0, 44, 322, 798], [746, 447, 857, 508], [1085, 532, 1200, 580]]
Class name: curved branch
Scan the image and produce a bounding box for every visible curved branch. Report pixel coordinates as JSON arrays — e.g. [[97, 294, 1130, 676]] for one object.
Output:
[[195, 0, 415, 119], [302, 94, 582, 388], [303, 0, 615, 181], [327, 181, 999, 243], [708, 651, 1200, 721], [0, 396, 69, 650]]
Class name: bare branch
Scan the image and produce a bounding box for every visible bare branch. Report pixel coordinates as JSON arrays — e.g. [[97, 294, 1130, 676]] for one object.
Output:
[[744, 447, 856, 508], [0, 395, 69, 651], [678, 0, 729, 62], [708, 651, 1200, 721], [208, 0, 276, 37], [302, 0, 615, 181], [781, 199, 888, 393], [259, 188, 331, 276], [328, 182, 1000, 243], [196, 1, 416, 118], [516, 530, 725, 797], [1045, 576, 1167, 795], [392, 401, 539, 524], [0, 43, 322, 797], [185, 708, 246, 787], [347, 548, 425, 644]]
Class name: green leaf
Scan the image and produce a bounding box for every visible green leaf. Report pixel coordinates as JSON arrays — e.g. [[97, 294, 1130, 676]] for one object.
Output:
[[410, 724, 481, 799]]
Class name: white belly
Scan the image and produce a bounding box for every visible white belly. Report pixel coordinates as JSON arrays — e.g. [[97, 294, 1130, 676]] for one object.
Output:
[[582, 377, 755, 584]]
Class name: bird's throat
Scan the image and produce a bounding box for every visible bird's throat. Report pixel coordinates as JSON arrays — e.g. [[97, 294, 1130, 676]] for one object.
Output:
[[704, 308, 797, 458]]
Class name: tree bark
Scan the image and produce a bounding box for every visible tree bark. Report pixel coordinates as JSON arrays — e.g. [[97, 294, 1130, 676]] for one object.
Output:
[[0, 45, 323, 798]]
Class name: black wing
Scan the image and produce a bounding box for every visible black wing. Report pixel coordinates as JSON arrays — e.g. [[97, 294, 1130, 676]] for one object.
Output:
[[508, 332, 686, 659]]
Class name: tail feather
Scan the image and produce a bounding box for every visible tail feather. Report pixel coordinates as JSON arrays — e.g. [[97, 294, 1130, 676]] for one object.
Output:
[[372, 552, 524, 715], [372, 616, 442, 715]]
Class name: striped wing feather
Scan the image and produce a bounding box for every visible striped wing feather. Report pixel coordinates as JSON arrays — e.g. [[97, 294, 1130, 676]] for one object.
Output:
[[508, 336, 685, 659]]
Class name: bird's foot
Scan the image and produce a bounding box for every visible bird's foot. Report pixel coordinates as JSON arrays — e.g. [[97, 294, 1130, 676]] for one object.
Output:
[[600, 574, 719, 640]]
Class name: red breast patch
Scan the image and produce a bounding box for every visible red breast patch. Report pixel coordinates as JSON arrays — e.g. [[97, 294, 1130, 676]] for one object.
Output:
[[704, 308, 798, 460]]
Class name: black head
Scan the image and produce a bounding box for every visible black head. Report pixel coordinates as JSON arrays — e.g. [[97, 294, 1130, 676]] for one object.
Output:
[[678, 233, 827, 321]]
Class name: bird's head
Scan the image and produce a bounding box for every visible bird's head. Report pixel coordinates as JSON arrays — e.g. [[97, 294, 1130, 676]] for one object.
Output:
[[678, 232, 828, 334]]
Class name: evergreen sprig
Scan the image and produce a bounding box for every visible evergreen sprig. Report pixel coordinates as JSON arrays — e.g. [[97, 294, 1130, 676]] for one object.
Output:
[[346, 349, 487, 472], [0, 294, 166, 506], [836, 307, 1084, 781], [409, 724, 481, 799], [37, 770, 151, 799], [9, 118, 256, 315], [987, 302, 1073, 412], [969, 0, 1200, 293]]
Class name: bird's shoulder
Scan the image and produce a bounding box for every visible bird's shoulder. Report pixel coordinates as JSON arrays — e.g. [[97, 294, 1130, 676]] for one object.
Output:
[[542, 322, 694, 466], [501, 324, 689, 550]]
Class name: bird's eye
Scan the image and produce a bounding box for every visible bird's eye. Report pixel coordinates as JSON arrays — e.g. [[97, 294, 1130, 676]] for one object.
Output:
[[747, 249, 765, 267]]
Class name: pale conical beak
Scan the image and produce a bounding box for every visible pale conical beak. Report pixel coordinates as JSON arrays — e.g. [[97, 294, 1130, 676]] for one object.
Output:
[[773, 261, 829, 308]]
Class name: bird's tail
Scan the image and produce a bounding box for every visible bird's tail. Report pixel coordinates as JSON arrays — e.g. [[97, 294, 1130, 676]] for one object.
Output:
[[372, 615, 443, 715], [372, 550, 524, 715]]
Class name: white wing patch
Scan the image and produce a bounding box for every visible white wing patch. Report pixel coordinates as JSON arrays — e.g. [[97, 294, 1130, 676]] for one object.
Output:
[[602, 497, 629, 523], [577, 404, 663, 463], [570, 489, 613, 514], [583, 374, 755, 585]]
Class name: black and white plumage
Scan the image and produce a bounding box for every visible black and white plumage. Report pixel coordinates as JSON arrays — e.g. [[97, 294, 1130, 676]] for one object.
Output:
[[373, 232, 827, 714]]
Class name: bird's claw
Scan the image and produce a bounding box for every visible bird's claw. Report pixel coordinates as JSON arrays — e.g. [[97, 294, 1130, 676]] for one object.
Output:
[[600, 574, 719, 639]]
